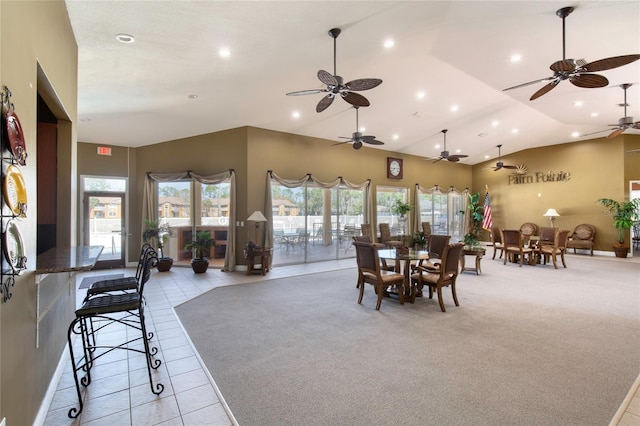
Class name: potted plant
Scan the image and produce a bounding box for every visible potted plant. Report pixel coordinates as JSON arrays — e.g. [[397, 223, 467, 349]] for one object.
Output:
[[596, 198, 640, 258], [463, 192, 484, 250], [184, 230, 215, 273], [392, 199, 412, 246], [143, 219, 174, 272], [412, 231, 428, 249]]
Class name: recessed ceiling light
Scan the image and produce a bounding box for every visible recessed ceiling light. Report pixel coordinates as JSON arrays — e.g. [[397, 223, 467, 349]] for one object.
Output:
[[383, 39, 395, 49], [392, 134, 399, 140], [292, 111, 300, 119], [511, 128, 519, 134], [435, 144, 441, 149], [416, 91, 425, 99], [115, 33, 135, 44], [590, 112, 599, 117], [359, 126, 366, 132], [484, 155, 490, 159], [492, 120, 499, 127], [218, 48, 231, 58], [188, 94, 198, 99], [571, 131, 580, 138], [455, 149, 461, 153], [510, 54, 522, 63], [450, 105, 459, 112], [573, 101, 583, 107]]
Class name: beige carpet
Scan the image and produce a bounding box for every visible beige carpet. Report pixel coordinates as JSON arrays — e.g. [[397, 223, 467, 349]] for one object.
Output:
[[176, 255, 640, 426]]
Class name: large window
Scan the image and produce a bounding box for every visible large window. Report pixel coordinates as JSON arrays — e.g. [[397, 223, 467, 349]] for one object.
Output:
[[376, 186, 409, 237], [270, 181, 365, 265], [156, 180, 230, 266], [417, 186, 466, 242]]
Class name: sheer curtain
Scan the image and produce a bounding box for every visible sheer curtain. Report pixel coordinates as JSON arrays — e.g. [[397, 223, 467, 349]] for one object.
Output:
[[264, 171, 372, 257], [142, 170, 237, 271]]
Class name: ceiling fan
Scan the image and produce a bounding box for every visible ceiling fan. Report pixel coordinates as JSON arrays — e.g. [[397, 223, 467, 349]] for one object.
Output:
[[503, 6, 640, 101], [581, 84, 640, 139], [433, 129, 468, 163], [491, 144, 517, 171], [286, 28, 382, 113], [333, 106, 384, 150]]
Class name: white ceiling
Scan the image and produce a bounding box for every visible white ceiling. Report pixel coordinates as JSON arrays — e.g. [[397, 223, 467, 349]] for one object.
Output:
[[64, 0, 640, 165]]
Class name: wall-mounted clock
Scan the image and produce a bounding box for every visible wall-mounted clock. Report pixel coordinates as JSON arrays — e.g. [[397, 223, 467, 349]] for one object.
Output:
[[387, 157, 403, 179]]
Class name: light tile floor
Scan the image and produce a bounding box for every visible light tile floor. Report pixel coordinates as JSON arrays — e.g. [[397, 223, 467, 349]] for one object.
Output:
[[43, 256, 640, 426]]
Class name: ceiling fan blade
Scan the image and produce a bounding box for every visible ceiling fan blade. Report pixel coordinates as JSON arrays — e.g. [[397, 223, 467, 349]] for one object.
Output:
[[607, 128, 625, 138], [317, 70, 338, 86], [579, 128, 612, 137], [550, 59, 576, 72], [346, 78, 383, 91], [583, 54, 640, 72], [530, 79, 560, 100], [342, 91, 370, 107], [503, 77, 553, 91], [432, 157, 443, 164], [503, 165, 518, 169], [447, 157, 461, 162], [362, 138, 384, 146], [332, 141, 350, 146], [316, 95, 334, 113], [338, 136, 354, 140], [493, 165, 503, 171], [286, 89, 326, 96], [570, 73, 608, 88], [360, 135, 377, 141]]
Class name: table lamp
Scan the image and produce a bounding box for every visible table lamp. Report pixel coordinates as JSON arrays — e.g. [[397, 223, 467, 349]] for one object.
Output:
[[543, 208, 560, 227], [247, 210, 268, 247]]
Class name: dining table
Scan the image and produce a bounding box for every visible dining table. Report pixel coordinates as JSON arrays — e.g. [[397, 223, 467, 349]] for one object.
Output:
[[377, 248, 436, 298]]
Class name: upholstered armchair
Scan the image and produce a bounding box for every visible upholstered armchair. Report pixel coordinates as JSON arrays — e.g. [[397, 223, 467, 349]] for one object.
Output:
[[566, 224, 595, 256], [519, 222, 538, 239]]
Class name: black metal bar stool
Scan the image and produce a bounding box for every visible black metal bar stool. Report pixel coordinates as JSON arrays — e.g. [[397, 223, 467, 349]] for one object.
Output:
[[83, 243, 153, 302], [67, 250, 163, 418]]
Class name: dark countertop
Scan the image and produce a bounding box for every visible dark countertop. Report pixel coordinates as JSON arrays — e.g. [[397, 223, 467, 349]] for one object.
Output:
[[35, 246, 104, 274]]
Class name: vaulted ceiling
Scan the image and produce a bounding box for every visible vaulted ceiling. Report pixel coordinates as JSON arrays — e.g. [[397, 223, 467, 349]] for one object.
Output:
[[65, 1, 640, 164]]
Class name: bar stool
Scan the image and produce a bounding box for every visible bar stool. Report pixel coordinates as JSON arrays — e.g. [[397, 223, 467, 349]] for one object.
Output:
[[67, 249, 163, 418], [83, 243, 153, 302]]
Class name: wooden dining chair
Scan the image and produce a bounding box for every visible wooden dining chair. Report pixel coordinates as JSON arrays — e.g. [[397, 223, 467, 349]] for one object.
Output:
[[353, 240, 406, 310], [501, 229, 534, 267], [379, 223, 403, 248], [411, 242, 465, 311], [489, 227, 504, 260], [535, 230, 570, 269]]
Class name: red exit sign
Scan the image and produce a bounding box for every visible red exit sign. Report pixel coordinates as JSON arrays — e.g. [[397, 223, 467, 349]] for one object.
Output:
[[97, 146, 112, 156]]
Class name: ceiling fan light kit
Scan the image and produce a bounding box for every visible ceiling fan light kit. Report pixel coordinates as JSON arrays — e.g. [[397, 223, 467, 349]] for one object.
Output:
[[503, 6, 640, 101], [286, 28, 383, 113]]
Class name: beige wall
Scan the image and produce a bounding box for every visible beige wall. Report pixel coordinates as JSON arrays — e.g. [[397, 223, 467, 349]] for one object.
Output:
[[472, 134, 640, 251], [0, 1, 78, 425]]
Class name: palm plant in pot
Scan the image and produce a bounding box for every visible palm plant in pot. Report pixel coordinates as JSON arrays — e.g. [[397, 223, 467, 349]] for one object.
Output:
[[184, 230, 215, 273], [596, 198, 640, 258], [463, 192, 484, 250], [143, 219, 174, 272], [392, 199, 412, 246]]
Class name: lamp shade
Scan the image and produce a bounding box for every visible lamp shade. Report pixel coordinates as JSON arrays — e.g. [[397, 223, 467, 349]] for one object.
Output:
[[543, 208, 560, 217], [247, 211, 267, 222]]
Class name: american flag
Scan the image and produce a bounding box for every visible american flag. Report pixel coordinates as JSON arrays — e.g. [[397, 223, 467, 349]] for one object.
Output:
[[482, 187, 493, 230]]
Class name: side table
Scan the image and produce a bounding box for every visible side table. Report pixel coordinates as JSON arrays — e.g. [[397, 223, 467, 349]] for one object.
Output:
[[243, 247, 272, 276], [460, 247, 486, 275]]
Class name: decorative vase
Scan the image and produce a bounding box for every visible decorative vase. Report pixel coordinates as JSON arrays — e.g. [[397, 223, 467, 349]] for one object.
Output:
[[191, 259, 209, 274], [157, 257, 173, 272], [613, 245, 628, 258]]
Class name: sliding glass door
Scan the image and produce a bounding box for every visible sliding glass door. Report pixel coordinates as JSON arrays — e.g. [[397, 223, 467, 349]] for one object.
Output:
[[271, 182, 365, 266]]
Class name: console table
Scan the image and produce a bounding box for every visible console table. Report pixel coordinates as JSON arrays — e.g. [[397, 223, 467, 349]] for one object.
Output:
[[460, 247, 486, 275], [243, 247, 272, 275]]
